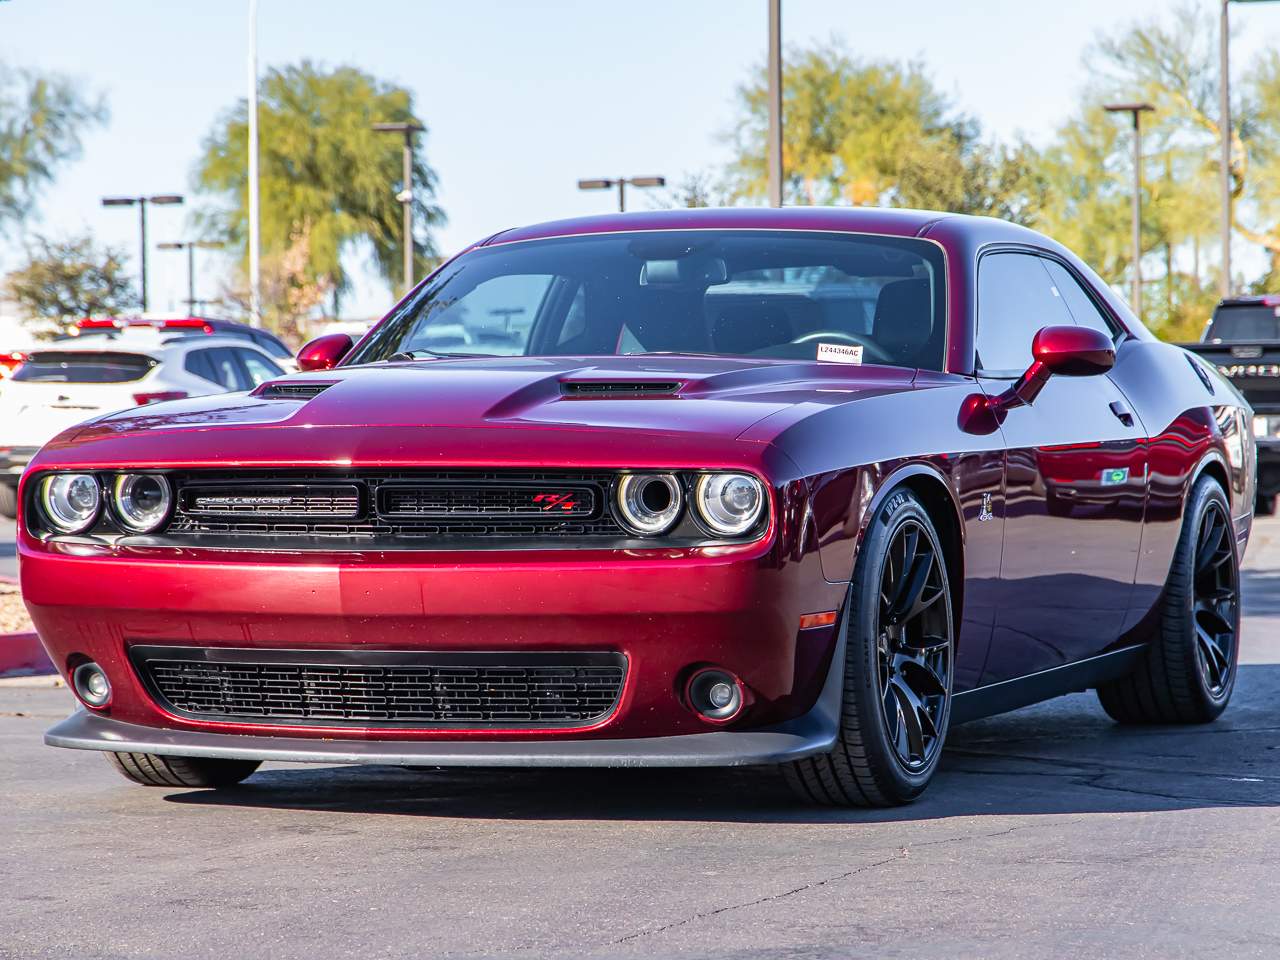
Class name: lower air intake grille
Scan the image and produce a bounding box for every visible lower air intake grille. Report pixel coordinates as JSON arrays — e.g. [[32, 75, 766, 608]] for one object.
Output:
[[132, 646, 627, 727]]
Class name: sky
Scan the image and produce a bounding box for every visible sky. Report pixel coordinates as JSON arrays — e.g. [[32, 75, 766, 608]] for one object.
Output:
[[2, 0, 1279, 321]]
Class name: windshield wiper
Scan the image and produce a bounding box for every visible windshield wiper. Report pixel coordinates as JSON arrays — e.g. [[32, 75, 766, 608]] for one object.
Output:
[[386, 349, 501, 361]]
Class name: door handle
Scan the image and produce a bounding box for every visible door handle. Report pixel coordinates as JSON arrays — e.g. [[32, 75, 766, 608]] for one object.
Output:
[[1109, 400, 1134, 427]]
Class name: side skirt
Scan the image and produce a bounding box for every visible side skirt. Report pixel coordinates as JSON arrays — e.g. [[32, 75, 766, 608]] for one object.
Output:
[[951, 644, 1146, 724]]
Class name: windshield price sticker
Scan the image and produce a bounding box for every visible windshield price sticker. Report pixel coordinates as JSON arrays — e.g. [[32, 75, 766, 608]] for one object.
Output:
[[817, 343, 863, 365]]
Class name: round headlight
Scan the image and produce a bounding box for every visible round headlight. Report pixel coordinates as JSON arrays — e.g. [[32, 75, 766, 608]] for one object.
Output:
[[112, 474, 172, 533], [615, 473, 683, 535], [38, 473, 101, 534], [694, 473, 766, 537]]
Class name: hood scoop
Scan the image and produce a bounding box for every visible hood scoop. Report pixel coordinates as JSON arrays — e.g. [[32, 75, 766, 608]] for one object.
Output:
[[560, 380, 683, 398], [254, 381, 336, 400]]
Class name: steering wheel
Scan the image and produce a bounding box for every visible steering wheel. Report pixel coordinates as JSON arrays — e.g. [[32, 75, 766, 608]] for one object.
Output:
[[790, 330, 895, 365]]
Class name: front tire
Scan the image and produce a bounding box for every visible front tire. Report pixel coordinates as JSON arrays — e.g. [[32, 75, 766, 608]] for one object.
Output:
[[784, 489, 954, 807], [106, 752, 261, 788], [1096, 476, 1239, 724], [0, 484, 16, 520]]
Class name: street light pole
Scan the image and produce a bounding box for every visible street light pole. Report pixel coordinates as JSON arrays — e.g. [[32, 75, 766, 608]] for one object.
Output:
[[767, 0, 783, 207], [1220, 0, 1233, 298], [373, 121, 424, 296], [1105, 103, 1155, 319], [248, 0, 261, 325], [159, 241, 222, 312], [102, 194, 184, 313], [577, 176, 666, 213]]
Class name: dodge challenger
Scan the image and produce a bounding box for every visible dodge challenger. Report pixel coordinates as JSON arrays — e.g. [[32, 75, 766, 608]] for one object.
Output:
[[19, 207, 1253, 807]]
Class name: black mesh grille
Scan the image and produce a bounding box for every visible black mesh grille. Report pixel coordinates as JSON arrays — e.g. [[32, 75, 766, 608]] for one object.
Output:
[[132, 646, 626, 727], [163, 470, 627, 542]]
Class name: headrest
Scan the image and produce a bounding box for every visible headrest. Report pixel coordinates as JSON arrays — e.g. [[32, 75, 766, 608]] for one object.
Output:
[[872, 279, 933, 365]]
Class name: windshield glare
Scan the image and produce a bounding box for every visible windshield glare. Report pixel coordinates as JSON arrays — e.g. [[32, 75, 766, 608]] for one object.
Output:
[[347, 230, 947, 370]]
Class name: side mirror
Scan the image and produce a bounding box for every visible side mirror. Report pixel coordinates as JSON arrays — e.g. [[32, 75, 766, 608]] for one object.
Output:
[[996, 325, 1115, 410], [1032, 325, 1115, 377], [297, 333, 353, 372]]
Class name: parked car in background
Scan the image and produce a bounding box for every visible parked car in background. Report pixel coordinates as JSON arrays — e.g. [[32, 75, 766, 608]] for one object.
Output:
[[1183, 294, 1278, 513], [0, 332, 284, 518], [21, 208, 1254, 807], [71, 316, 297, 371]]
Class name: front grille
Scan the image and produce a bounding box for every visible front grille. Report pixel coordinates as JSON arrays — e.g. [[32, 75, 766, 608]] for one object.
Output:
[[163, 470, 629, 543], [132, 646, 627, 727]]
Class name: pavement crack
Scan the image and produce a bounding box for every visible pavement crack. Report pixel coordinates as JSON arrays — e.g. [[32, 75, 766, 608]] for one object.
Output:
[[608, 819, 1084, 946], [610, 851, 907, 945]]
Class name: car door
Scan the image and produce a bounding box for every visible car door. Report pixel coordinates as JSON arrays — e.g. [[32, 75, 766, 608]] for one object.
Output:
[[976, 250, 1147, 684]]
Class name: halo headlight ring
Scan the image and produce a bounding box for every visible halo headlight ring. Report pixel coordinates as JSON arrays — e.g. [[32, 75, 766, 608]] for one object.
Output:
[[37, 473, 102, 535], [111, 473, 173, 534], [692, 473, 767, 538], [614, 473, 683, 536]]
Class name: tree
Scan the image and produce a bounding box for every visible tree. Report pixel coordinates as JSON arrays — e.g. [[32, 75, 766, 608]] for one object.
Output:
[[724, 40, 1046, 225], [0, 67, 107, 231], [4, 234, 139, 330], [196, 61, 445, 320]]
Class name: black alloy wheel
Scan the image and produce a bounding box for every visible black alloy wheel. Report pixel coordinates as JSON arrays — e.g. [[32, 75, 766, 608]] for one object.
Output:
[[785, 488, 955, 807], [877, 519, 952, 773], [1191, 499, 1237, 698]]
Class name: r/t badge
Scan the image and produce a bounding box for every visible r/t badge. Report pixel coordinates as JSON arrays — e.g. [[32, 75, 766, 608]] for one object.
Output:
[[978, 492, 994, 522]]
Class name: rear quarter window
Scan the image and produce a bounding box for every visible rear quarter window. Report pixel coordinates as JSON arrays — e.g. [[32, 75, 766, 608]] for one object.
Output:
[[12, 352, 156, 383]]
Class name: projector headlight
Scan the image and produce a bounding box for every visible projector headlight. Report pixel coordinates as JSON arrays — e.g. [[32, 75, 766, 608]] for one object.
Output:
[[615, 473, 683, 536], [693, 473, 766, 537], [38, 473, 101, 534], [112, 474, 172, 533]]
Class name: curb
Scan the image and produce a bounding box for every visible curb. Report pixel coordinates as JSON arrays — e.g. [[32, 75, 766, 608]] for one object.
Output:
[[0, 631, 54, 679]]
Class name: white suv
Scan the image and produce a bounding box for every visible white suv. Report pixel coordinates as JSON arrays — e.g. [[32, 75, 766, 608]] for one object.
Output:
[[0, 333, 287, 517]]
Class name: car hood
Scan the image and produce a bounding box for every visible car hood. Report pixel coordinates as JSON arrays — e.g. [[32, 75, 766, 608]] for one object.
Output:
[[37, 356, 920, 469]]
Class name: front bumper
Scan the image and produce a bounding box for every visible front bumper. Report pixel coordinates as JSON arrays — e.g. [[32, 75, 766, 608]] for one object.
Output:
[[45, 640, 843, 766], [23, 537, 844, 748]]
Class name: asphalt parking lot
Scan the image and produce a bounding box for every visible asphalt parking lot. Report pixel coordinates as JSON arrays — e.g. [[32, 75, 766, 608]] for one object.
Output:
[[3, 521, 1280, 959]]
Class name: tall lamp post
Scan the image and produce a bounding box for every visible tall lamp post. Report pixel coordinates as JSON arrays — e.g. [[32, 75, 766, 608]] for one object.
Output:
[[577, 176, 666, 213], [247, 0, 261, 325], [373, 121, 424, 296], [767, 0, 783, 207], [101, 194, 184, 313], [158, 241, 222, 313], [1104, 103, 1155, 319], [1220, 0, 1280, 298]]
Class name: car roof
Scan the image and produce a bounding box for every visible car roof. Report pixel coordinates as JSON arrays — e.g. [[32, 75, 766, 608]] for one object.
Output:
[[481, 205, 1042, 248], [32, 334, 273, 359]]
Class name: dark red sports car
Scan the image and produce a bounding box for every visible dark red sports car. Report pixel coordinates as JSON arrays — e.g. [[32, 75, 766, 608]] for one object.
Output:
[[19, 208, 1254, 806]]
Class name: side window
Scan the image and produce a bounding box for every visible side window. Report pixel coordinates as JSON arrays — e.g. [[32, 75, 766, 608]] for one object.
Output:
[[206, 348, 249, 390], [1041, 260, 1120, 339], [236, 349, 284, 386], [184, 349, 216, 383], [976, 252, 1075, 376]]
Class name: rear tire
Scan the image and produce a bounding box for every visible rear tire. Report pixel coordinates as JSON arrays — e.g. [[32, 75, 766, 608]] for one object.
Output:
[[1097, 476, 1239, 724], [0, 484, 16, 520], [784, 488, 954, 807], [107, 752, 261, 788]]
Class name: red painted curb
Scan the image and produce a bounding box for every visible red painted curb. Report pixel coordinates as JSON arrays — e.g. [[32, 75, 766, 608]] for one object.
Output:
[[0, 632, 54, 678]]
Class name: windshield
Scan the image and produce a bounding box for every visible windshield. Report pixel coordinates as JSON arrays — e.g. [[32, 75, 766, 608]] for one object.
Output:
[[1206, 303, 1280, 342], [347, 230, 948, 370]]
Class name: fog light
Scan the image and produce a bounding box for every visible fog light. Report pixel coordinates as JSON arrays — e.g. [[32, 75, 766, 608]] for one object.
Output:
[[686, 668, 744, 722], [72, 662, 111, 709]]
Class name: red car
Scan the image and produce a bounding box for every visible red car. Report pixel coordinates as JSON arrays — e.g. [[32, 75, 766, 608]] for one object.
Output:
[[19, 208, 1253, 806]]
